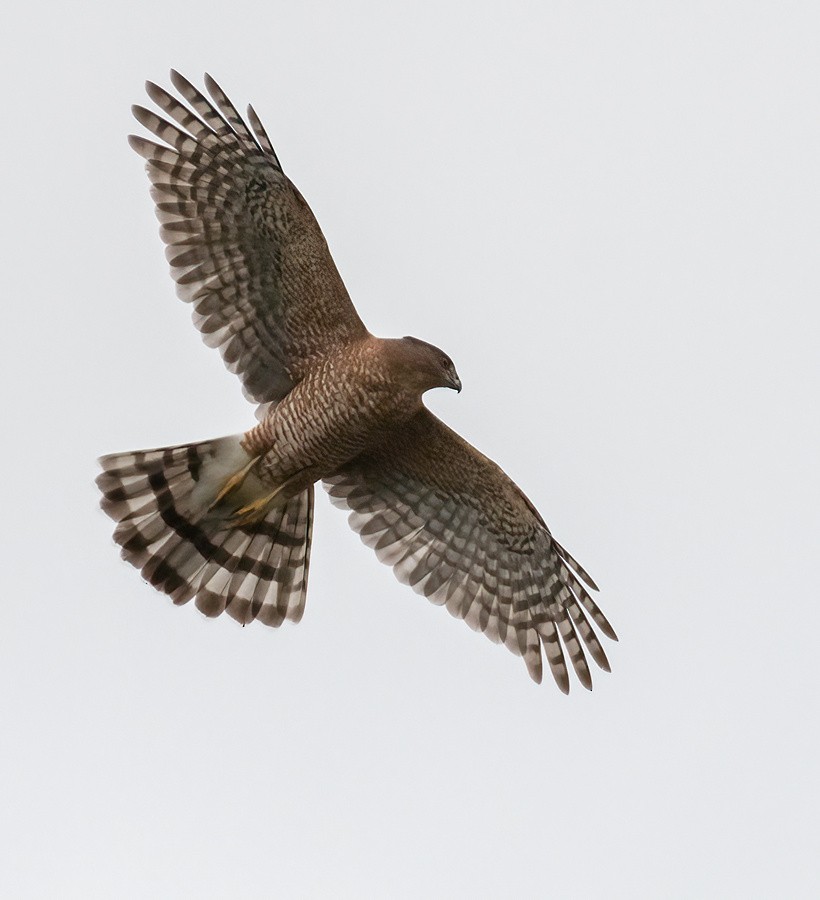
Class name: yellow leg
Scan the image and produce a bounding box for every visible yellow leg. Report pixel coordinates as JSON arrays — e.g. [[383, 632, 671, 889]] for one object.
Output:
[[208, 456, 260, 512], [230, 484, 288, 527]]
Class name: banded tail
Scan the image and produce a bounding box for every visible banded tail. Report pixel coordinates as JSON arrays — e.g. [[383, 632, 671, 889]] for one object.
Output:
[[97, 436, 313, 626]]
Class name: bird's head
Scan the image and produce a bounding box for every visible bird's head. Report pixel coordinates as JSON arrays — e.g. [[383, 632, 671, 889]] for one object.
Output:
[[399, 336, 462, 394]]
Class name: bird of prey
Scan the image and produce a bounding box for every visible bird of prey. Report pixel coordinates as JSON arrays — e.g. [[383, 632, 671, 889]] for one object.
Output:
[[97, 72, 617, 693]]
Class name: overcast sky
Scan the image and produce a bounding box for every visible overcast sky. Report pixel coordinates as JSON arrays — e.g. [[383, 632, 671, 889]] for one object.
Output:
[[3, 2, 819, 897]]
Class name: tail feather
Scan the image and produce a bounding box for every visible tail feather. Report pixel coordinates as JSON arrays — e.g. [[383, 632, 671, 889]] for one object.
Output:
[[97, 435, 313, 626]]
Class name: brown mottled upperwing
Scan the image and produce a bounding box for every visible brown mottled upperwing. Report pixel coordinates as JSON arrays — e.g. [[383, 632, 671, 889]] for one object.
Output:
[[129, 71, 367, 406]]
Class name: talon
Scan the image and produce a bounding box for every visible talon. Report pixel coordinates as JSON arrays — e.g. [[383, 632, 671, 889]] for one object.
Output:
[[209, 457, 259, 511], [231, 488, 282, 527], [228, 470, 304, 526]]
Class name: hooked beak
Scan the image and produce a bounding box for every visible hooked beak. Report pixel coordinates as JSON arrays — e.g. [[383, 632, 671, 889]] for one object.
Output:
[[449, 371, 462, 393]]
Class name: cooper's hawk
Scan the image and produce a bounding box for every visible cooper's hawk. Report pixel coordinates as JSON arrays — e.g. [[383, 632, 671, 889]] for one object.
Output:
[[98, 72, 617, 693]]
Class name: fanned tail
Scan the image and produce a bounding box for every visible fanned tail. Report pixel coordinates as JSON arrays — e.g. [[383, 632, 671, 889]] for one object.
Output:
[[97, 435, 313, 625]]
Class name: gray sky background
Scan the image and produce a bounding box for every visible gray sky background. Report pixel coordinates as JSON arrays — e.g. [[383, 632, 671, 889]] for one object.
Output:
[[3, 2, 819, 897]]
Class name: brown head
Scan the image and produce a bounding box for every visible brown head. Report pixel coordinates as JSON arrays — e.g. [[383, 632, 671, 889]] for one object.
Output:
[[390, 336, 462, 395]]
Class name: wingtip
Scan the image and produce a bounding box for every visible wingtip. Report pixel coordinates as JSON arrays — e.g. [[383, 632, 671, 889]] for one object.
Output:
[[584, 573, 600, 592], [551, 668, 570, 694], [169, 69, 190, 93], [144, 80, 164, 103], [574, 656, 594, 691], [203, 72, 219, 95], [593, 611, 619, 643], [126, 133, 153, 158], [131, 104, 152, 128], [527, 665, 543, 686]]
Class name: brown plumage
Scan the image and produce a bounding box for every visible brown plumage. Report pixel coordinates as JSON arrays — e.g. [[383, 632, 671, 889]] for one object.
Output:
[[98, 72, 617, 693]]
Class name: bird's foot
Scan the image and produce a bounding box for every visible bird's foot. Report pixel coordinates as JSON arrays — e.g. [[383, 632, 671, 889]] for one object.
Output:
[[208, 456, 260, 511], [230, 489, 283, 527]]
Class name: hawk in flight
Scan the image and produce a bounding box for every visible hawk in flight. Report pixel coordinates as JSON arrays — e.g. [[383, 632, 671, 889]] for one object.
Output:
[[98, 72, 617, 693]]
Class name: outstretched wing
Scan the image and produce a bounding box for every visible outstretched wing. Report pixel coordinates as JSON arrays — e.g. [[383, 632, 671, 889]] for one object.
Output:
[[129, 71, 368, 405], [324, 410, 617, 692]]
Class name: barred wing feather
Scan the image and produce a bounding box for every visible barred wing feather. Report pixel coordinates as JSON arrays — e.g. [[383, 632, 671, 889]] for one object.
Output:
[[324, 411, 617, 692], [129, 71, 367, 405]]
